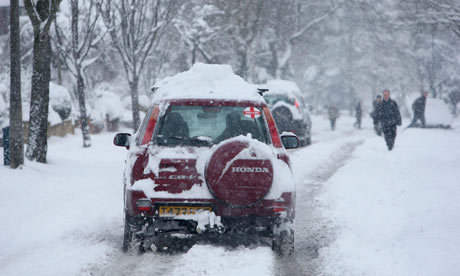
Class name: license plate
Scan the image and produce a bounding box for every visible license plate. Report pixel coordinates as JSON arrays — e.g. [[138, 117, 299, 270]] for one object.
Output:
[[158, 206, 212, 216]]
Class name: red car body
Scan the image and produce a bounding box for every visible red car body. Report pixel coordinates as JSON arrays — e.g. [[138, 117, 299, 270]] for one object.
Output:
[[115, 66, 298, 255]]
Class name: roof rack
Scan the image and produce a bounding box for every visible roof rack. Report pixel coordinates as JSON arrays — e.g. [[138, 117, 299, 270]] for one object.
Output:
[[257, 88, 269, 96], [151, 86, 159, 94]]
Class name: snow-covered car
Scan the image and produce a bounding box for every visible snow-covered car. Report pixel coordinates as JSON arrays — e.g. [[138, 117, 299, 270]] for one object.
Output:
[[114, 64, 298, 255], [263, 80, 312, 146]]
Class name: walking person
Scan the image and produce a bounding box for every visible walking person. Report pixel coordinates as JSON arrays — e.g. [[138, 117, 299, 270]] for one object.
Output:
[[370, 95, 382, 135], [376, 89, 402, 151], [408, 91, 428, 128], [328, 105, 339, 131], [354, 100, 362, 129]]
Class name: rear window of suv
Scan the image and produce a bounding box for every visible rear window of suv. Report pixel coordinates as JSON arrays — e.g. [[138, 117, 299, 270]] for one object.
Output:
[[155, 104, 270, 147]]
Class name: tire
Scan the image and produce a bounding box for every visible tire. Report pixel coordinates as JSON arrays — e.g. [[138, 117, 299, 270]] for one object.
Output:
[[122, 215, 144, 254], [272, 225, 295, 256], [122, 219, 133, 253]]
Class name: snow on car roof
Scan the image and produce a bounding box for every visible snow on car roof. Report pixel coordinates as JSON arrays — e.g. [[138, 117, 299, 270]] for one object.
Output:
[[153, 63, 264, 103], [263, 79, 301, 98]]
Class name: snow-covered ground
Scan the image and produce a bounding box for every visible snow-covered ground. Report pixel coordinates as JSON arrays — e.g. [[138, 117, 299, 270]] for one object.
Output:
[[1, 114, 459, 275], [319, 119, 460, 275]]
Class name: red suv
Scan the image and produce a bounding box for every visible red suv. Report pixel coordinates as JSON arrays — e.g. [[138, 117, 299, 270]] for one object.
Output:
[[114, 64, 298, 255]]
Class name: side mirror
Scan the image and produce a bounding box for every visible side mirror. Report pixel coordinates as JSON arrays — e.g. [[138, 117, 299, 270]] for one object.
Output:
[[114, 133, 131, 149], [280, 132, 299, 149]]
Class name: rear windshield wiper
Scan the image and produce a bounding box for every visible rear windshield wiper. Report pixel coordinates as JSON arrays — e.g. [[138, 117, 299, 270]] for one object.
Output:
[[156, 135, 186, 146], [189, 136, 213, 147]]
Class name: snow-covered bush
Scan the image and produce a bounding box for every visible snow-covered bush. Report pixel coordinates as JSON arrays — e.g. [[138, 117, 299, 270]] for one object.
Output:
[[90, 85, 125, 131], [49, 82, 72, 124], [0, 78, 8, 128], [405, 93, 453, 125]]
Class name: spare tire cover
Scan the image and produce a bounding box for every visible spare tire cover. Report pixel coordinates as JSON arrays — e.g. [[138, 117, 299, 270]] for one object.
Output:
[[205, 140, 273, 206]]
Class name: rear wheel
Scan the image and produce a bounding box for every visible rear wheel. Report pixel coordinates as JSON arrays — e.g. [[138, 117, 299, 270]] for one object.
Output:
[[122, 219, 133, 252], [272, 222, 295, 256], [122, 215, 143, 254]]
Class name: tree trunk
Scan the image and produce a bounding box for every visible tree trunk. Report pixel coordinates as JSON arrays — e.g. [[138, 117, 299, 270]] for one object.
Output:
[[191, 42, 197, 65], [77, 73, 91, 147], [237, 49, 249, 80], [268, 42, 278, 78], [71, 0, 91, 148], [9, 0, 24, 168], [129, 78, 141, 131], [26, 31, 51, 163]]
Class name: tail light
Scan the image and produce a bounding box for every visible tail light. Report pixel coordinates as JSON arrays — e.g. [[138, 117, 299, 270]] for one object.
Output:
[[263, 107, 282, 148], [136, 198, 152, 212], [294, 99, 300, 109], [272, 207, 287, 213], [141, 105, 160, 145]]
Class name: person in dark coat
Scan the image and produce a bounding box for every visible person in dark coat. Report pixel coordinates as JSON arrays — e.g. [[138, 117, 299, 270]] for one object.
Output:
[[371, 95, 382, 135], [354, 100, 362, 129], [409, 91, 428, 128], [376, 90, 402, 151]]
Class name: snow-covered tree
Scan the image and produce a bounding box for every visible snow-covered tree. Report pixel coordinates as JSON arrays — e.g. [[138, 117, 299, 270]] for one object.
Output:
[[54, 0, 105, 148], [174, 1, 224, 66], [97, 0, 181, 130], [263, 0, 339, 80]]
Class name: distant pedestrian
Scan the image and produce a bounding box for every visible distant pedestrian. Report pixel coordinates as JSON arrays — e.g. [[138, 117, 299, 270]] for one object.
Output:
[[328, 105, 339, 131], [354, 100, 362, 129], [371, 95, 382, 135], [376, 90, 402, 151], [408, 91, 428, 128]]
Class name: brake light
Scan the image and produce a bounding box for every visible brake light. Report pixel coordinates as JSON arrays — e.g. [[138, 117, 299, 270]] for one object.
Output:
[[294, 99, 300, 109], [272, 207, 286, 213], [141, 105, 160, 144], [263, 107, 282, 148], [136, 198, 152, 212]]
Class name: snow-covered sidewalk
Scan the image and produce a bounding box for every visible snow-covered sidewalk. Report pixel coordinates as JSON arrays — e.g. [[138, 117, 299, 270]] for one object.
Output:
[[0, 133, 126, 275], [319, 121, 460, 275]]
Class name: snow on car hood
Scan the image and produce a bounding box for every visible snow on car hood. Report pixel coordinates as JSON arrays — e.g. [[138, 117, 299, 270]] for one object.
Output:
[[152, 63, 264, 103], [129, 135, 294, 200]]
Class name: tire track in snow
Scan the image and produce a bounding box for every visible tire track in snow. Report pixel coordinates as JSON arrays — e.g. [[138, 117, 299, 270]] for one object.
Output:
[[275, 139, 364, 276]]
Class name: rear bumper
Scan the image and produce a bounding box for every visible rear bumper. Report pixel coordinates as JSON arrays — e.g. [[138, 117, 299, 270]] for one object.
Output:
[[126, 190, 295, 219]]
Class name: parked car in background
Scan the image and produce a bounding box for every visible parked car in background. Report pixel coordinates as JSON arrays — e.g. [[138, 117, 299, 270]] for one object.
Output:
[[263, 80, 312, 146], [114, 64, 298, 256]]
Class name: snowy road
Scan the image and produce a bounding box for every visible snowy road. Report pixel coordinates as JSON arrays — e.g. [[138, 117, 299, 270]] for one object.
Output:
[[2, 115, 460, 275]]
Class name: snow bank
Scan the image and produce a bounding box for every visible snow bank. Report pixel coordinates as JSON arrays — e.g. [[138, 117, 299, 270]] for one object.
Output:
[[49, 82, 72, 125], [153, 63, 263, 103], [0, 133, 126, 276], [320, 123, 460, 275], [0, 82, 73, 126], [425, 98, 453, 125], [0, 84, 7, 128], [91, 88, 125, 122], [405, 93, 453, 125]]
